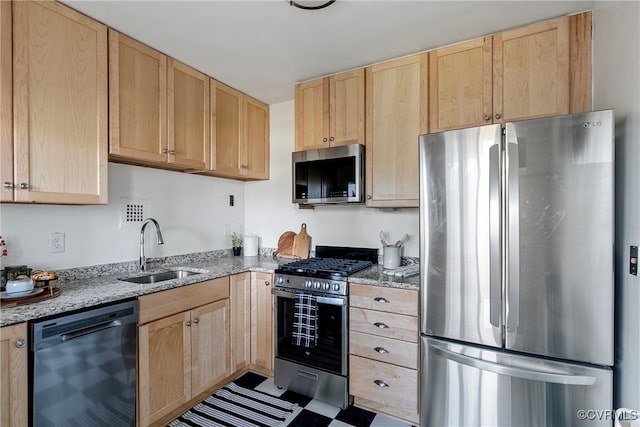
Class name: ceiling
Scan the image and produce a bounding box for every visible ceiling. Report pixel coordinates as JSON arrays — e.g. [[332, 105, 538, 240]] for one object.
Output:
[[63, 0, 595, 105]]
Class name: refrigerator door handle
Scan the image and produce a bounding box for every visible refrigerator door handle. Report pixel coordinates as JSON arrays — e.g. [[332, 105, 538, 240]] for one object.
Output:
[[489, 143, 501, 328], [506, 137, 520, 333], [430, 341, 596, 386]]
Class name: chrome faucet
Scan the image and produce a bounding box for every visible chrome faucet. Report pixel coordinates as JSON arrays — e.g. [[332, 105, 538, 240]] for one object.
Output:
[[139, 218, 165, 271]]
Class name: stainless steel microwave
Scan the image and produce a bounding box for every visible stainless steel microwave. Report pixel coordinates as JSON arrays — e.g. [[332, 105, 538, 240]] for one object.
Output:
[[292, 144, 365, 205]]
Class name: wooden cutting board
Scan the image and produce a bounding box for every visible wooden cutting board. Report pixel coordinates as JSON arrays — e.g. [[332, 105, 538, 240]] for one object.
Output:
[[273, 231, 297, 258], [292, 223, 311, 259]]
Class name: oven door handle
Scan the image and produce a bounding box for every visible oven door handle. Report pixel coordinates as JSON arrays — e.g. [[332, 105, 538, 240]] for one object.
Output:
[[271, 288, 347, 306]]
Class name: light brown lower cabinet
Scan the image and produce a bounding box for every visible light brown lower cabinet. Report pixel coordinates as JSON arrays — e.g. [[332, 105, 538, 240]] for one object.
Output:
[[138, 278, 230, 427], [0, 322, 28, 427], [349, 284, 419, 424], [250, 271, 274, 370], [230, 271, 274, 373], [230, 272, 251, 371]]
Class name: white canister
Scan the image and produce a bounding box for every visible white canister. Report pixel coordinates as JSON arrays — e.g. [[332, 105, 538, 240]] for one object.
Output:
[[243, 235, 259, 257], [383, 245, 401, 269]]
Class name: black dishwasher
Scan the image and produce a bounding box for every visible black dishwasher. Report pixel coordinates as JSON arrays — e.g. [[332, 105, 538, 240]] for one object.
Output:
[[30, 299, 138, 426]]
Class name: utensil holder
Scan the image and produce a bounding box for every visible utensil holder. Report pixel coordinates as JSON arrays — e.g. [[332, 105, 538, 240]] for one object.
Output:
[[383, 246, 401, 269]]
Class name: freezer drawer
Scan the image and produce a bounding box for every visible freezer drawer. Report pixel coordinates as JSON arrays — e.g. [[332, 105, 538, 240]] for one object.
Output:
[[421, 336, 613, 427]]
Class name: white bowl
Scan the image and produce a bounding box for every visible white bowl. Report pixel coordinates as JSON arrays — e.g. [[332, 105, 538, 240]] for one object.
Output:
[[5, 276, 34, 295]]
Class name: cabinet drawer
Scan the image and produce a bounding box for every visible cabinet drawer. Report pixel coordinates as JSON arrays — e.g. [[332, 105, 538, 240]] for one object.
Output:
[[350, 307, 418, 343], [350, 284, 418, 316], [350, 355, 417, 417], [139, 277, 230, 324], [350, 331, 417, 369]]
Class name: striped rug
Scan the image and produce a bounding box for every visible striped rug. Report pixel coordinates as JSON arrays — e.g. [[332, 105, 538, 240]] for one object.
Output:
[[168, 382, 298, 427]]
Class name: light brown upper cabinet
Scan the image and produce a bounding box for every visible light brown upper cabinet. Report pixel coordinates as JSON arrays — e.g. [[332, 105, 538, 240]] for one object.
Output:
[[244, 96, 270, 180], [1, 0, 13, 202], [108, 30, 167, 164], [9, 1, 108, 204], [167, 59, 210, 170], [109, 31, 210, 170], [428, 37, 493, 132], [295, 68, 365, 151], [207, 80, 269, 180], [365, 54, 428, 208], [429, 12, 592, 131]]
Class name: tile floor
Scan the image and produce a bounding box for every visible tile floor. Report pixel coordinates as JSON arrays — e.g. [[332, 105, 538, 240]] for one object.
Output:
[[234, 371, 416, 427]]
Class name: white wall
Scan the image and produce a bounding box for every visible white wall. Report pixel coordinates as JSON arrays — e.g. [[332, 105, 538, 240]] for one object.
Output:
[[0, 164, 245, 270], [593, 0, 640, 411], [244, 100, 419, 258]]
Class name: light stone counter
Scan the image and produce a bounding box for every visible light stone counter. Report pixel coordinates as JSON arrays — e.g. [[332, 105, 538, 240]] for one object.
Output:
[[349, 263, 420, 291], [1, 251, 418, 327]]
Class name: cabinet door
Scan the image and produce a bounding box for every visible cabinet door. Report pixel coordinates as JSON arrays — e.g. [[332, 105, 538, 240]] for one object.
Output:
[[365, 53, 428, 208], [1, 0, 12, 202], [0, 323, 28, 427], [13, 1, 108, 204], [493, 16, 570, 124], [295, 78, 329, 151], [167, 59, 210, 169], [191, 299, 230, 396], [230, 273, 251, 371], [243, 96, 270, 180], [138, 311, 191, 427], [429, 37, 493, 131], [210, 80, 242, 176], [251, 271, 274, 370], [329, 68, 365, 147], [109, 30, 167, 163]]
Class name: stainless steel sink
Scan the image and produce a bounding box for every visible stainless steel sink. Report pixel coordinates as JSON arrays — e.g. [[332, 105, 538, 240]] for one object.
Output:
[[119, 270, 202, 284]]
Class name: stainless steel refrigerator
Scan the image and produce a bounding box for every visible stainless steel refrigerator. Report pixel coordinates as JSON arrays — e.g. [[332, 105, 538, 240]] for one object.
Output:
[[419, 110, 614, 426]]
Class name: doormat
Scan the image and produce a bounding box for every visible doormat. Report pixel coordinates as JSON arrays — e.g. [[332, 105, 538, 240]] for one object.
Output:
[[168, 381, 298, 427]]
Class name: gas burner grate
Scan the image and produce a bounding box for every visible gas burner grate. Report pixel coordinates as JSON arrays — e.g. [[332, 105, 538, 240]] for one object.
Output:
[[279, 257, 372, 277]]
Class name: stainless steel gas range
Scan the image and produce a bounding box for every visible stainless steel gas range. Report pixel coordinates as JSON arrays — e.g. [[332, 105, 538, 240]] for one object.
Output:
[[272, 246, 377, 409]]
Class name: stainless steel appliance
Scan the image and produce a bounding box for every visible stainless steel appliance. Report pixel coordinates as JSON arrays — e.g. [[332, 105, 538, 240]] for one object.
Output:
[[273, 246, 376, 408], [292, 144, 365, 205], [419, 110, 615, 426], [31, 299, 138, 426]]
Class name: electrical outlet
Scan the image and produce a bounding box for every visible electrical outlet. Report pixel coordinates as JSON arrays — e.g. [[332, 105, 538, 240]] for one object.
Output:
[[49, 232, 65, 253]]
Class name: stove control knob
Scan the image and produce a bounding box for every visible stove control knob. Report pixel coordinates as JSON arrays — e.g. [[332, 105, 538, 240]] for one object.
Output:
[[332, 283, 341, 291], [304, 280, 311, 288], [323, 283, 330, 291], [315, 282, 321, 289], [276, 276, 284, 285]]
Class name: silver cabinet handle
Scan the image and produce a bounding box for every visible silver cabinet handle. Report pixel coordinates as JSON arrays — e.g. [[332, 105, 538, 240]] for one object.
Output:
[[3, 182, 13, 189], [15, 340, 25, 348], [374, 297, 389, 304], [20, 183, 29, 190], [329, 136, 334, 142], [374, 380, 389, 388], [265, 281, 270, 286], [186, 321, 191, 327], [367, 195, 372, 200], [374, 347, 389, 354], [169, 150, 176, 155], [484, 114, 491, 121], [162, 148, 168, 154], [322, 137, 328, 142], [193, 318, 199, 324], [495, 113, 502, 120], [374, 322, 389, 329]]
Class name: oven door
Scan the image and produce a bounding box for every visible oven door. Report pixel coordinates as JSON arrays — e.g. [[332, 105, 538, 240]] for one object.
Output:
[[272, 287, 348, 376]]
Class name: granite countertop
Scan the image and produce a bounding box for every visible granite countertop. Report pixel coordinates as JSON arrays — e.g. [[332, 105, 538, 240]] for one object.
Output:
[[1, 252, 419, 327], [349, 263, 420, 291]]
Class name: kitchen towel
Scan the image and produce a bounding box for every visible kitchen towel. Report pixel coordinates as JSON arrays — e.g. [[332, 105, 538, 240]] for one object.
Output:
[[291, 293, 319, 348]]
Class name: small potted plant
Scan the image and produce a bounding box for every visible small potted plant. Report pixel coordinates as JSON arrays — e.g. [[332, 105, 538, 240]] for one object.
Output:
[[231, 232, 243, 256]]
